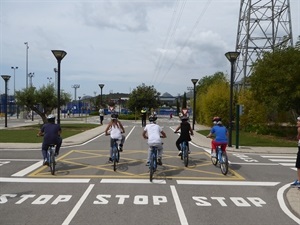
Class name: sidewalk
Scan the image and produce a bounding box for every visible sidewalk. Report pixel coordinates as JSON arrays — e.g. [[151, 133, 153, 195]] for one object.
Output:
[[0, 119, 299, 219]]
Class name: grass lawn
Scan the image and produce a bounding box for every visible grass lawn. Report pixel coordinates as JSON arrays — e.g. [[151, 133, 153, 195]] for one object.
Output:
[[1, 123, 297, 147], [0, 124, 99, 143], [198, 130, 296, 147]]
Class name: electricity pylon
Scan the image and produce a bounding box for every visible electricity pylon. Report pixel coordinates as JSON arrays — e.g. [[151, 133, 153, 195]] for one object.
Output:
[[235, 0, 293, 87]]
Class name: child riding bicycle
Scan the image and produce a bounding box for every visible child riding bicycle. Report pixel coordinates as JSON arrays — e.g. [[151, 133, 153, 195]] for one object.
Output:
[[206, 117, 228, 157], [174, 113, 194, 156], [105, 113, 125, 162], [37, 114, 62, 165], [142, 114, 166, 166]]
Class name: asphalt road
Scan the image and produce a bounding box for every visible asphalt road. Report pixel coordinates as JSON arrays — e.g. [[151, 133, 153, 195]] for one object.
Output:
[[0, 118, 299, 225]]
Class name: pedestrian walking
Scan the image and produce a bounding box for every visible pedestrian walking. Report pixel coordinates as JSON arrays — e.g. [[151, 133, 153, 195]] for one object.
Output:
[[99, 108, 104, 125], [291, 116, 300, 189], [141, 108, 147, 127]]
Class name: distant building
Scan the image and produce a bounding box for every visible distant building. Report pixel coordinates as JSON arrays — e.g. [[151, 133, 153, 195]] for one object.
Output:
[[159, 92, 176, 106]]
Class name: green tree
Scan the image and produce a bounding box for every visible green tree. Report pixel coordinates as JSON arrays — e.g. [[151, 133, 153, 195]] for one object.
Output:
[[196, 72, 227, 94], [238, 89, 268, 131], [196, 72, 228, 124], [15, 85, 72, 124], [127, 84, 160, 113], [201, 81, 230, 125], [250, 47, 300, 117]]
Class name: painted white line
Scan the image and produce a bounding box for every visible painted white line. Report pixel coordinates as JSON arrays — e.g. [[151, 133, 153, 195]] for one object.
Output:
[[11, 161, 43, 177], [269, 159, 295, 162], [0, 149, 40, 151], [100, 179, 166, 184], [62, 184, 95, 225], [0, 177, 90, 183], [291, 168, 297, 171], [125, 126, 135, 140], [177, 180, 280, 186], [229, 162, 278, 166], [279, 163, 295, 166], [261, 155, 296, 158], [170, 185, 189, 225], [0, 159, 40, 161], [277, 183, 300, 225]]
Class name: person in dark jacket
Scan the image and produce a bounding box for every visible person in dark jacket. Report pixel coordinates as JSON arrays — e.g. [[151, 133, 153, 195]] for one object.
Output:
[[174, 115, 194, 156], [37, 114, 62, 165]]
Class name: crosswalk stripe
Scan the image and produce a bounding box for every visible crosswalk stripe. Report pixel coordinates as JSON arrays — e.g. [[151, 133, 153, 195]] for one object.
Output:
[[269, 159, 295, 162], [261, 155, 295, 158], [260, 155, 295, 171]]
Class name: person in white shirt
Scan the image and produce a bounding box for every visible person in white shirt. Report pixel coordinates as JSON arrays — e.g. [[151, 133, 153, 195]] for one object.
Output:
[[99, 108, 104, 125], [105, 113, 125, 162], [142, 115, 166, 166]]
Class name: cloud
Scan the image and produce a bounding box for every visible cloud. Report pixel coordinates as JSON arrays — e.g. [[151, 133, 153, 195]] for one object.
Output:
[[75, 2, 173, 32]]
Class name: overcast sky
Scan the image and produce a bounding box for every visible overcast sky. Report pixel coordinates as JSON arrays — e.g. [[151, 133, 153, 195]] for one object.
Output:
[[1, 0, 299, 99]]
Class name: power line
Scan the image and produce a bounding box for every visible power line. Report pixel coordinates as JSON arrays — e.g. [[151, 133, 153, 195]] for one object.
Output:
[[155, 0, 213, 89], [151, 0, 187, 85]]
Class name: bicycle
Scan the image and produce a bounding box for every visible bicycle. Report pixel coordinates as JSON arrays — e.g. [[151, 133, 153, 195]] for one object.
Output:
[[149, 145, 158, 182], [174, 131, 189, 167], [47, 144, 56, 175], [111, 138, 120, 171], [180, 141, 189, 167], [211, 145, 229, 175]]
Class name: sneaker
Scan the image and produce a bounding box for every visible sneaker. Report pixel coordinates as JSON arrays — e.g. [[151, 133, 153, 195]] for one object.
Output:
[[188, 150, 191, 154], [211, 152, 216, 158], [43, 159, 49, 166], [108, 157, 113, 163], [178, 151, 182, 156], [146, 161, 150, 166], [157, 158, 162, 165], [54, 151, 59, 157], [119, 145, 123, 152], [291, 180, 300, 187]]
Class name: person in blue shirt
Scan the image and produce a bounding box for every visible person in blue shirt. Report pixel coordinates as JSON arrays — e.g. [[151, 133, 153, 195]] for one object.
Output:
[[206, 117, 228, 157]]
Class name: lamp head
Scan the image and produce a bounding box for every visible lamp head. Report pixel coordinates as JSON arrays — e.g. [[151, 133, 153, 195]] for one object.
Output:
[[1, 75, 11, 81], [99, 84, 105, 89], [225, 51, 240, 63], [51, 50, 67, 62], [191, 79, 198, 85]]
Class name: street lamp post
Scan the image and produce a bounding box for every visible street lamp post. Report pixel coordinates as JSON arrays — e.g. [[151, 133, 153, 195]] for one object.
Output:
[[191, 78, 199, 130], [47, 77, 52, 84], [78, 96, 81, 117], [24, 42, 29, 89], [98, 84, 104, 107], [11, 66, 18, 118], [54, 68, 58, 91], [72, 84, 80, 115], [72, 84, 80, 102], [1, 75, 11, 127], [11, 66, 18, 96], [28, 72, 34, 87], [52, 50, 67, 124], [225, 51, 240, 147]]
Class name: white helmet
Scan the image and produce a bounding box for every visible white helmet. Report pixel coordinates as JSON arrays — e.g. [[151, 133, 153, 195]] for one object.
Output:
[[47, 114, 55, 122]]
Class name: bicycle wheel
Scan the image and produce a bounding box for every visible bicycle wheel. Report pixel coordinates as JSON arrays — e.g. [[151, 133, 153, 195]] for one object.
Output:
[[211, 149, 218, 165], [149, 155, 154, 182], [113, 150, 117, 171], [117, 150, 120, 163], [49, 149, 55, 175], [220, 151, 228, 175], [183, 145, 188, 167]]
